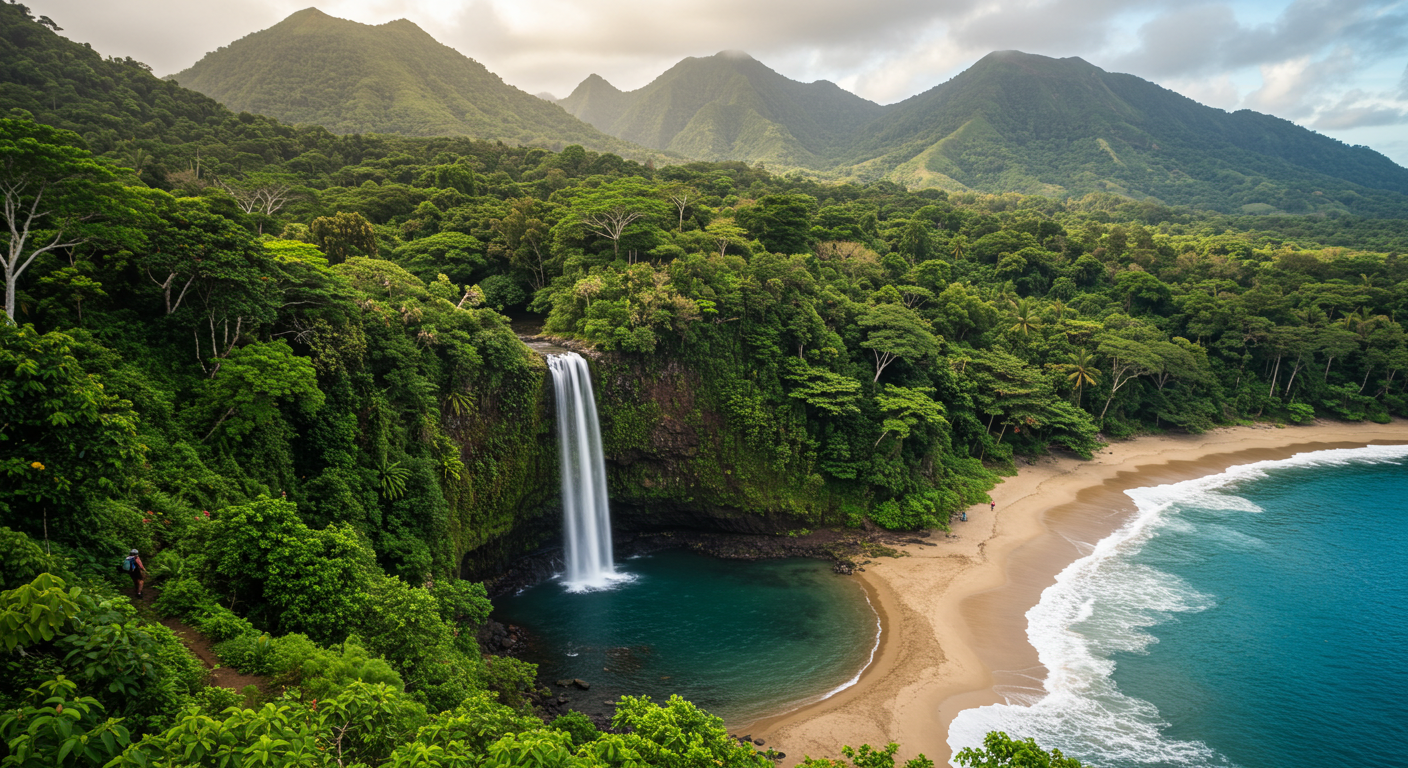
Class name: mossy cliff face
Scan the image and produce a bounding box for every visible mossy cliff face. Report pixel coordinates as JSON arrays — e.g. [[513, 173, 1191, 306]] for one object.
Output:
[[450, 351, 559, 578], [588, 346, 869, 533]]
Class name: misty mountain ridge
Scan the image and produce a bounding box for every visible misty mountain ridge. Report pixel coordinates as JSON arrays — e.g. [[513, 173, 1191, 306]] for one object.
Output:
[[170, 8, 654, 158], [558, 51, 885, 168]]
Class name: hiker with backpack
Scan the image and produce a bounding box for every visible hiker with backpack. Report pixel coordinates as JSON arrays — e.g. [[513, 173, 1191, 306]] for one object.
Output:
[[124, 549, 146, 597]]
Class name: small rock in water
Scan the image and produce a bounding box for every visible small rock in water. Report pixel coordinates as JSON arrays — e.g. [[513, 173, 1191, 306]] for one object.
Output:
[[573, 679, 590, 690], [556, 679, 574, 687]]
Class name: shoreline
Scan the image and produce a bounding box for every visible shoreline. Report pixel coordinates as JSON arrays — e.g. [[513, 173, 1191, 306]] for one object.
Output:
[[741, 420, 1408, 766]]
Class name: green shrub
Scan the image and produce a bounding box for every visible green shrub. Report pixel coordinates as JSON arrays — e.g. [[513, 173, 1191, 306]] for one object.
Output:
[[192, 606, 258, 642], [145, 550, 193, 585], [212, 633, 275, 675], [0, 527, 68, 590], [152, 577, 215, 619], [268, 634, 403, 700], [192, 685, 241, 715], [482, 655, 538, 711], [1286, 402, 1316, 424], [550, 710, 601, 746]]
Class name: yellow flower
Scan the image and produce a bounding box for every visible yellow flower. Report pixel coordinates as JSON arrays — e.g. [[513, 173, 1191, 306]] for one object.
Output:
[[30, 461, 44, 470]]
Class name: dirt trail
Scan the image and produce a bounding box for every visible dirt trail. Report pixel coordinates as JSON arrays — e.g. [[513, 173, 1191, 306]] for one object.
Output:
[[132, 586, 269, 694]]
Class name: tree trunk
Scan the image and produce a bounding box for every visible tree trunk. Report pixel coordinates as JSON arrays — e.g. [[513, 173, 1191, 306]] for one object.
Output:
[[202, 406, 237, 442], [1284, 357, 1305, 396], [1268, 354, 1281, 397], [1099, 390, 1117, 423]]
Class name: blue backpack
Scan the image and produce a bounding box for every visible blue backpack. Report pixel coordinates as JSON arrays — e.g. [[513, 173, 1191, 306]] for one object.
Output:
[[123, 555, 137, 573]]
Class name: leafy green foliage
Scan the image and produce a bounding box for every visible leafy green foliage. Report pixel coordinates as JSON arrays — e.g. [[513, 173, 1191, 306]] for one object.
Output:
[[311, 211, 379, 265], [0, 118, 144, 321], [954, 731, 1085, 768], [0, 527, 70, 589], [204, 497, 372, 640], [611, 694, 772, 768], [799, 742, 934, 768], [194, 340, 324, 443], [0, 324, 144, 540], [0, 676, 131, 768], [0, 572, 79, 652]]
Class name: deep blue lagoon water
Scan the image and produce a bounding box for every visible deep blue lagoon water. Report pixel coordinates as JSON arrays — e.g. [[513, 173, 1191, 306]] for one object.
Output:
[[496, 549, 879, 723], [948, 445, 1408, 767]]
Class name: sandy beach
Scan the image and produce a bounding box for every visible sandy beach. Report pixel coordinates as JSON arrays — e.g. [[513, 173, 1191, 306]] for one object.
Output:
[[742, 420, 1408, 767]]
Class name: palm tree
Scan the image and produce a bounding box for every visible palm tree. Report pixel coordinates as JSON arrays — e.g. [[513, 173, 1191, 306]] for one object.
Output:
[[1009, 297, 1043, 336], [1065, 348, 1100, 408]]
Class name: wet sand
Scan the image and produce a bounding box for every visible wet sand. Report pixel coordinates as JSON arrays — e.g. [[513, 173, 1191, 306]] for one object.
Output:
[[742, 420, 1408, 766]]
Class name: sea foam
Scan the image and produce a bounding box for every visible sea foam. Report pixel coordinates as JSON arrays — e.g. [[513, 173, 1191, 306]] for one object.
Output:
[[946, 444, 1408, 767]]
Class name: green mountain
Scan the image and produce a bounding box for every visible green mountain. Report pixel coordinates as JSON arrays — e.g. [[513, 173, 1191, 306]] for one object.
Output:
[[171, 8, 649, 156], [836, 51, 1408, 216], [560, 49, 1407, 216], [559, 51, 885, 167]]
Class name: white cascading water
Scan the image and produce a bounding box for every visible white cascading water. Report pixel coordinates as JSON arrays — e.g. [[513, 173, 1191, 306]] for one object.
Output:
[[547, 353, 620, 590]]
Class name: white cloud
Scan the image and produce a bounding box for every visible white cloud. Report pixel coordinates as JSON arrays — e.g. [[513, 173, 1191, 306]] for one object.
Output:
[[1163, 73, 1243, 112]]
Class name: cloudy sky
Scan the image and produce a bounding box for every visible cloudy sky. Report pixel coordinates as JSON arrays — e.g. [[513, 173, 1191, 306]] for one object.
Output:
[[29, 0, 1408, 165]]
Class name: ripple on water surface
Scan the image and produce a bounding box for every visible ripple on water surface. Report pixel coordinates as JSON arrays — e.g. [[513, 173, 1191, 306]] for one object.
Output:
[[496, 549, 880, 724]]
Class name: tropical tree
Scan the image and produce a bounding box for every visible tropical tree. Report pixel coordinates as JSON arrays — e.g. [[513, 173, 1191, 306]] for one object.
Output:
[[1062, 348, 1100, 407], [873, 385, 946, 447], [1008, 297, 1043, 336], [195, 340, 325, 441], [1095, 332, 1162, 423], [0, 119, 139, 322], [736, 193, 815, 254], [858, 303, 939, 383], [311, 211, 378, 264]]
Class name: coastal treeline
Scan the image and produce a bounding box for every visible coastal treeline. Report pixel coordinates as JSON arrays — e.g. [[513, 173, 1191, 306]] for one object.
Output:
[[0, 2, 1393, 765]]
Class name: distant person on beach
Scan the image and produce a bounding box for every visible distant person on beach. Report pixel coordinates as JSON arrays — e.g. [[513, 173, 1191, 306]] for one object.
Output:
[[961, 511, 967, 522], [990, 502, 996, 512], [124, 549, 146, 597]]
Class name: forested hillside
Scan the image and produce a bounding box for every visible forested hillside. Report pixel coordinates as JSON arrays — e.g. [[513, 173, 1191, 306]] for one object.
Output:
[[840, 51, 1408, 217], [562, 49, 1408, 218], [169, 8, 656, 158], [558, 52, 884, 167], [1, 3, 1404, 766]]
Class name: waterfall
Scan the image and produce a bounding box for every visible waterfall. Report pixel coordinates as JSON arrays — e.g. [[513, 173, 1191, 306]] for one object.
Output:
[[548, 353, 620, 590]]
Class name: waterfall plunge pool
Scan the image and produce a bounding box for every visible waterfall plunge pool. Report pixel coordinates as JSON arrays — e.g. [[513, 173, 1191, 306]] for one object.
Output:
[[494, 549, 880, 725]]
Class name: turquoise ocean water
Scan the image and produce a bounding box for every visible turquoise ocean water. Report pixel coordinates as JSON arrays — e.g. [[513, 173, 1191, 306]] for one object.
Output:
[[496, 549, 880, 723], [947, 444, 1408, 767]]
